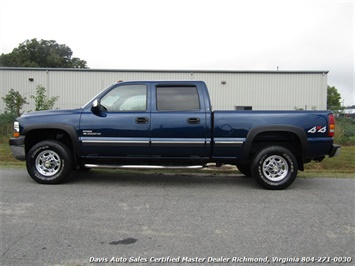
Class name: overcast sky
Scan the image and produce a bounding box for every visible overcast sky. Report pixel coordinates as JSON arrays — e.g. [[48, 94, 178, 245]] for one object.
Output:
[[1, 0, 354, 106]]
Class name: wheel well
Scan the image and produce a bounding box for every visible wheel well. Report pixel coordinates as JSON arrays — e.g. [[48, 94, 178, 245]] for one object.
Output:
[[25, 129, 74, 156], [248, 131, 304, 170]]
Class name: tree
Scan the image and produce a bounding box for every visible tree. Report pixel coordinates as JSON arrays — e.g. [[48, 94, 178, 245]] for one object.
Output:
[[2, 89, 29, 116], [327, 85, 343, 112], [0, 38, 88, 68], [30, 85, 59, 111]]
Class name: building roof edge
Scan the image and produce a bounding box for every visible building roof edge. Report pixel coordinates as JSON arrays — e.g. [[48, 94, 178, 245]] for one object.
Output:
[[0, 67, 329, 74]]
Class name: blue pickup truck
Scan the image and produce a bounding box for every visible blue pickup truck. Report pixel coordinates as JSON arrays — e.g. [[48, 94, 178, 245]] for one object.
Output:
[[9, 80, 340, 189]]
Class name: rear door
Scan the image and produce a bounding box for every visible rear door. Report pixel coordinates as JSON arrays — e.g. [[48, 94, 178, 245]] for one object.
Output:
[[150, 84, 209, 159]]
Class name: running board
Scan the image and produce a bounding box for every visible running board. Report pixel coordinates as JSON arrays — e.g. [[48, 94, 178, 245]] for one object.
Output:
[[84, 164, 204, 170]]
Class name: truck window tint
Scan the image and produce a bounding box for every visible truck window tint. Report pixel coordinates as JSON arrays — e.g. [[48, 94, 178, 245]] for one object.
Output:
[[156, 86, 200, 111], [101, 85, 147, 112]]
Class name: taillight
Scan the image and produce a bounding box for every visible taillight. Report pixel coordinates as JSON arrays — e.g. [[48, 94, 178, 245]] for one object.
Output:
[[328, 114, 335, 137]]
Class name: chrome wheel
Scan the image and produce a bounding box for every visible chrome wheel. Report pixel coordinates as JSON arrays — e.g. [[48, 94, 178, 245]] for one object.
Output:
[[27, 140, 73, 184], [35, 150, 62, 177], [252, 146, 298, 190], [262, 155, 289, 182]]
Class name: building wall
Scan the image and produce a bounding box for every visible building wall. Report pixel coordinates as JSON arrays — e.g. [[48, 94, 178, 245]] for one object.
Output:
[[0, 68, 328, 113]]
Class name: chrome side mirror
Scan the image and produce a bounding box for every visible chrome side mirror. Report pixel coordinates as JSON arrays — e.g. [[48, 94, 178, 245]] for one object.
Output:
[[91, 99, 104, 113], [92, 99, 100, 109]]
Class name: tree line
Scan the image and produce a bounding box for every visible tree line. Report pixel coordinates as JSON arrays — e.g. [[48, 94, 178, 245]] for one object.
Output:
[[0, 38, 88, 68]]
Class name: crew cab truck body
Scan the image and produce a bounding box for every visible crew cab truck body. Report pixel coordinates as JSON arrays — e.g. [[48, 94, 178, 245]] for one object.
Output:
[[9, 80, 340, 189]]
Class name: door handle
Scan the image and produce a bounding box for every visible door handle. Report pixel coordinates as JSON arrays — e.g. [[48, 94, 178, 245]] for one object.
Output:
[[135, 117, 149, 124], [187, 117, 200, 124]]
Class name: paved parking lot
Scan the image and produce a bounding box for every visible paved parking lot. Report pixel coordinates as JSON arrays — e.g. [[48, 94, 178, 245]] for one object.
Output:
[[1, 168, 354, 265]]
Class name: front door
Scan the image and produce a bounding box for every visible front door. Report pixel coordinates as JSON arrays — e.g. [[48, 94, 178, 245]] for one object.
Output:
[[80, 83, 150, 157]]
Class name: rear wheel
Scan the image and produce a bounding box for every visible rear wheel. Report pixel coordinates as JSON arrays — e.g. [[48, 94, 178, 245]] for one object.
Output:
[[26, 140, 73, 184], [251, 146, 298, 190]]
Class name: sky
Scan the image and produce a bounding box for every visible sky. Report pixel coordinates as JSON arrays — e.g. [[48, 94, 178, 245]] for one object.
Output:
[[0, 0, 354, 106]]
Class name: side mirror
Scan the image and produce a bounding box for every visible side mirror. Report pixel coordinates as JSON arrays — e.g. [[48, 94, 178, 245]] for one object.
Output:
[[91, 99, 106, 113], [92, 99, 100, 109]]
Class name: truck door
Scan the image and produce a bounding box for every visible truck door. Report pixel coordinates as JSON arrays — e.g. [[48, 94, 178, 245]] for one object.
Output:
[[79, 83, 150, 157], [150, 85, 209, 159]]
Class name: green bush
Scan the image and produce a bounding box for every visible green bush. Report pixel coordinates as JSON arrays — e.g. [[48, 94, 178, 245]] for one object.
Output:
[[30, 85, 59, 111], [335, 117, 355, 145], [0, 112, 17, 142]]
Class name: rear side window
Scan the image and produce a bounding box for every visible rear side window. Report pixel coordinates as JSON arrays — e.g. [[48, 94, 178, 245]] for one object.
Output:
[[156, 86, 200, 111]]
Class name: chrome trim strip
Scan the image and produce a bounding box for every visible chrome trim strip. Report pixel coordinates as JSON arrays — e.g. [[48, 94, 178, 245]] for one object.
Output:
[[151, 138, 206, 145], [84, 164, 203, 169], [151, 140, 205, 145], [82, 140, 205, 145], [82, 140, 149, 144], [214, 138, 245, 145], [215, 141, 244, 145]]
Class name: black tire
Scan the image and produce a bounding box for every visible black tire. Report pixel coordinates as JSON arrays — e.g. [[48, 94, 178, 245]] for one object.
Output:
[[251, 146, 298, 190], [26, 140, 73, 184], [236, 164, 252, 177]]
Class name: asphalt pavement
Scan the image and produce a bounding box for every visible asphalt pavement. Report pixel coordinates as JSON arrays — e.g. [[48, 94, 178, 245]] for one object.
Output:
[[1, 168, 354, 266]]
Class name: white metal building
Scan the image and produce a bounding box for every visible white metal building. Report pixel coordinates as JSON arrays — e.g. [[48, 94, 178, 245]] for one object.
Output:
[[0, 67, 328, 113]]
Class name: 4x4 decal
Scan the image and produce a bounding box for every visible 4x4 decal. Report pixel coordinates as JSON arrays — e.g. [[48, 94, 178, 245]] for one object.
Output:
[[308, 126, 327, 133]]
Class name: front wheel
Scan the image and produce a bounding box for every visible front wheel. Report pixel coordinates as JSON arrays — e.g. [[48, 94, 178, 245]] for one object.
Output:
[[251, 146, 298, 190], [26, 140, 73, 184]]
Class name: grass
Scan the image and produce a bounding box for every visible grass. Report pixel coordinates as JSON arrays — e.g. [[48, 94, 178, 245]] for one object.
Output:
[[1, 139, 354, 177], [300, 145, 355, 178], [0, 138, 25, 168], [304, 145, 355, 173]]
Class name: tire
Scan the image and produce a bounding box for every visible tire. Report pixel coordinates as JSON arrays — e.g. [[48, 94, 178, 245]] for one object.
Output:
[[236, 164, 252, 177], [251, 146, 298, 190], [26, 140, 73, 184]]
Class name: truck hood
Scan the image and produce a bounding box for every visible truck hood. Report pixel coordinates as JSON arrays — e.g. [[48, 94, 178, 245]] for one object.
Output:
[[20, 109, 83, 118], [17, 109, 84, 130]]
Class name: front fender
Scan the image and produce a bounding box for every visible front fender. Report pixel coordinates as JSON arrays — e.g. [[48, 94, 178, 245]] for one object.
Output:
[[22, 124, 80, 159]]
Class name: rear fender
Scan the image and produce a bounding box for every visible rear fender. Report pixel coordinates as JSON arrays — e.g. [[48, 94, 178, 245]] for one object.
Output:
[[243, 125, 308, 159]]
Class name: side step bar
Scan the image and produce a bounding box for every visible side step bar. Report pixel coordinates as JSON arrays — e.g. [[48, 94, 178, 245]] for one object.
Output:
[[84, 164, 204, 170]]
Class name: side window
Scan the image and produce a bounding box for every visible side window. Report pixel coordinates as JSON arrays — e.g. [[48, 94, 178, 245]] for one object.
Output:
[[156, 86, 200, 111], [101, 85, 147, 112]]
